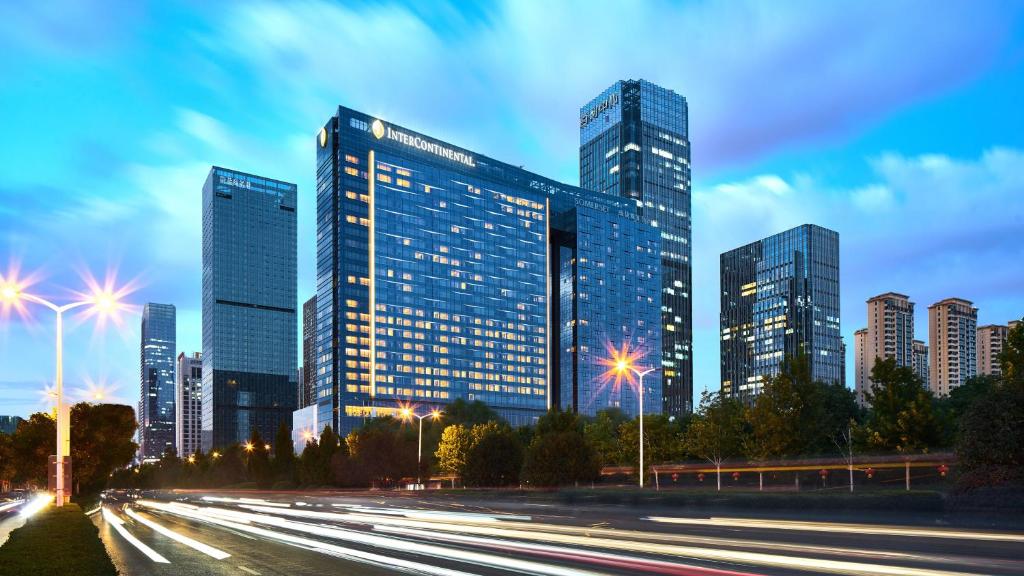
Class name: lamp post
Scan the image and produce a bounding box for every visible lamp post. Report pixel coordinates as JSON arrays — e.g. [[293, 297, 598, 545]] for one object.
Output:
[[400, 407, 441, 486], [1, 282, 120, 507], [608, 348, 659, 489]]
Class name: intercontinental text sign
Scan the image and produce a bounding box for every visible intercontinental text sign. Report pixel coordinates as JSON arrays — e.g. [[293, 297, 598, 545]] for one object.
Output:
[[372, 119, 476, 168]]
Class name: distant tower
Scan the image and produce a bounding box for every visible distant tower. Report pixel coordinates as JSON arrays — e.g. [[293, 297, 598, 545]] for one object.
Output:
[[140, 303, 176, 460], [928, 298, 978, 396], [854, 328, 867, 403], [857, 293, 915, 403], [300, 295, 317, 408], [977, 324, 1010, 377], [720, 224, 842, 397], [176, 352, 202, 457], [912, 340, 929, 387], [202, 167, 297, 451]]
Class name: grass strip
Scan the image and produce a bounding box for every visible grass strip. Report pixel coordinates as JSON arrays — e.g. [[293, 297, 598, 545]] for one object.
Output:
[[0, 502, 118, 576]]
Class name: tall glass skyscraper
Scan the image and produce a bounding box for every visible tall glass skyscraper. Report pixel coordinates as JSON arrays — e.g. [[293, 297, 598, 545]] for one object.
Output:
[[140, 302, 176, 460], [176, 352, 202, 457], [580, 80, 693, 416], [202, 167, 297, 451], [300, 295, 317, 408], [720, 224, 842, 397], [316, 107, 662, 434]]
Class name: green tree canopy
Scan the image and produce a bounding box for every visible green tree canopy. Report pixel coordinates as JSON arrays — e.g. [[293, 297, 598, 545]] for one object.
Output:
[[463, 422, 523, 487], [435, 424, 472, 478], [862, 357, 940, 454], [583, 408, 629, 467], [522, 409, 599, 486], [683, 391, 746, 490]]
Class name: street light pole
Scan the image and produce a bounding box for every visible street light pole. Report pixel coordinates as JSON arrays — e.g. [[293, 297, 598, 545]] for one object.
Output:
[[401, 408, 440, 487], [631, 367, 658, 489], [2, 284, 118, 507]]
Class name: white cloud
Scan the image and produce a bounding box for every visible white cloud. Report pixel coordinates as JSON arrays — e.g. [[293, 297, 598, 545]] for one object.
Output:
[[690, 147, 1024, 390]]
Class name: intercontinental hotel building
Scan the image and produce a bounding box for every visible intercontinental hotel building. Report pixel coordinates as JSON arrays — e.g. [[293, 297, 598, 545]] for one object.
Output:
[[315, 106, 662, 434]]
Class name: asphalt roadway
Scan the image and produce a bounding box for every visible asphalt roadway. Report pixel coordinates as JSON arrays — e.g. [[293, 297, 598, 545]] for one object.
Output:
[[87, 490, 1024, 576]]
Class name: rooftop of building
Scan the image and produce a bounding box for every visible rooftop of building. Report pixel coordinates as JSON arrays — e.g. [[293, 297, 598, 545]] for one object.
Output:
[[867, 292, 911, 302], [928, 297, 976, 308]]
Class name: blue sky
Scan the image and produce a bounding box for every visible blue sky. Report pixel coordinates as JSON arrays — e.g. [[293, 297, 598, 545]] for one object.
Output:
[[1, 1, 1023, 418]]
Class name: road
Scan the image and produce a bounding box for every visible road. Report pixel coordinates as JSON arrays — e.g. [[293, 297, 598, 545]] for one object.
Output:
[[90, 490, 1024, 576]]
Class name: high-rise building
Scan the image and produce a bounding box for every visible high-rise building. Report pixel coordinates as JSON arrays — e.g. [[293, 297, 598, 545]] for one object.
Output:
[[140, 303, 176, 460], [300, 295, 317, 408], [202, 167, 297, 451], [854, 328, 867, 399], [316, 107, 661, 434], [977, 324, 1010, 376], [176, 352, 202, 457], [554, 203, 662, 416], [0, 415, 22, 435], [720, 224, 841, 397], [855, 293, 915, 404], [580, 80, 692, 416], [913, 339, 929, 387], [928, 298, 978, 396]]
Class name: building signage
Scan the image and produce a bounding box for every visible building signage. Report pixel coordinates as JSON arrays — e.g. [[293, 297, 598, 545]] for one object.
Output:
[[370, 119, 476, 168], [580, 92, 619, 128], [219, 175, 251, 189], [318, 127, 328, 148]]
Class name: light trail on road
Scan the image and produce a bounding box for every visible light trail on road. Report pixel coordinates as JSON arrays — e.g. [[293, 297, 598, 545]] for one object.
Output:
[[102, 506, 171, 564], [123, 507, 232, 559], [101, 494, 1024, 576], [644, 516, 1024, 543]]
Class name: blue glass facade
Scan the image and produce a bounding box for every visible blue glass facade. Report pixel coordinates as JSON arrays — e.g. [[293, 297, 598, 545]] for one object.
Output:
[[140, 303, 176, 459], [580, 79, 693, 416], [720, 224, 842, 396], [317, 107, 662, 434], [554, 202, 662, 416], [202, 167, 297, 451]]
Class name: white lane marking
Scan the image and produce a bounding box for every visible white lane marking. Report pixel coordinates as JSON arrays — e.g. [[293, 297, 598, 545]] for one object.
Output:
[[643, 516, 1024, 543], [238, 566, 260, 575], [102, 507, 171, 564], [124, 507, 231, 560]]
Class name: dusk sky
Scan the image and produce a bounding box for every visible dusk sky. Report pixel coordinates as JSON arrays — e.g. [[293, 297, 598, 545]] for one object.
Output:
[[1, 1, 1022, 418]]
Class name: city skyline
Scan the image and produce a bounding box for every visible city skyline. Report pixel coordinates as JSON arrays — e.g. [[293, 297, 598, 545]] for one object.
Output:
[[3, 2, 1024, 418]]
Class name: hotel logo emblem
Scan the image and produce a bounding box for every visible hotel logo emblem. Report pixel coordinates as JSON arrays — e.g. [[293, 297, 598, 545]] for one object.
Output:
[[371, 119, 385, 139], [318, 127, 327, 148]]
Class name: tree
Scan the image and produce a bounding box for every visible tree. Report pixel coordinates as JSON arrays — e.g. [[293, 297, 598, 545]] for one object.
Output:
[[9, 413, 55, 486], [463, 422, 523, 487], [435, 424, 472, 479], [955, 319, 1024, 488], [522, 409, 599, 487], [862, 358, 940, 454], [0, 433, 14, 487], [70, 403, 138, 495], [272, 422, 296, 485], [245, 428, 272, 487], [347, 418, 416, 487], [583, 408, 629, 467], [1000, 318, 1024, 388], [443, 399, 501, 427], [956, 383, 1024, 487], [683, 391, 746, 490], [618, 414, 687, 473], [297, 438, 322, 486]]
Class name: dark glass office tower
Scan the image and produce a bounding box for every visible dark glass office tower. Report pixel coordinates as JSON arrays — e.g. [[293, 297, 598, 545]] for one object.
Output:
[[580, 80, 693, 416], [316, 107, 662, 435], [139, 302, 176, 460], [300, 295, 317, 408], [202, 167, 297, 451], [720, 224, 842, 397]]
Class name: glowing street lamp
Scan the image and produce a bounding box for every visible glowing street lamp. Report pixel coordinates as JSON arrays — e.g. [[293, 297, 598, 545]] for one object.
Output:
[[400, 407, 442, 486], [0, 279, 126, 507], [604, 343, 659, 489]]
